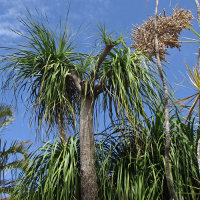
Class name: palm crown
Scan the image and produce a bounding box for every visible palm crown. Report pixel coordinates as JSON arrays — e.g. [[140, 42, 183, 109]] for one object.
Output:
[[1, 14, 161, 136]]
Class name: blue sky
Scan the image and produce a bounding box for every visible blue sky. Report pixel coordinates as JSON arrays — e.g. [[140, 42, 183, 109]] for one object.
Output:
[[0, 0, 199, 149]]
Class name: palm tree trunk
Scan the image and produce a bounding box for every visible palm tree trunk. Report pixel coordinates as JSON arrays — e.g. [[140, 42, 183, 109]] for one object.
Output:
[[79, 95, 98, 200]]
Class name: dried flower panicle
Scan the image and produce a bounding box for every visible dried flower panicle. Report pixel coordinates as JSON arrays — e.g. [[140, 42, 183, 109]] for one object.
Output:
[[131, 8, 193, 61]]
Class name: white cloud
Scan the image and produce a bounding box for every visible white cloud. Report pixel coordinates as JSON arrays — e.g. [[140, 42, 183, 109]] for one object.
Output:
[[0, 0, 50, 39], [67, 0, 111, 26], [0, 28, 17, 38], [0, 0, 111, 42], [0, 21, 21, 40]]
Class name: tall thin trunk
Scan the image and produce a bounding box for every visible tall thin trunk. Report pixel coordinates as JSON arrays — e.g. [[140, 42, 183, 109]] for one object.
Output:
[[197, 48, 200, 176], [195, 0, 200, 177], [154, 0, 178, 199], [197, 134, 200, 176], [71, 41, 113, 200], [79, 95, 98, 200]]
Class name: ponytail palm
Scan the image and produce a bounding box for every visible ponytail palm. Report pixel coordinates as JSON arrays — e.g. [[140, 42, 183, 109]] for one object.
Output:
[[2, 15, 82, 139], [1, 13, 162, 199]]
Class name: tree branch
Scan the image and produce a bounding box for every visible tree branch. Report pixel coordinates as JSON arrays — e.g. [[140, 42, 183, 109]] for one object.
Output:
[[94, 77, 104, 92], [154, 0, 178, 199], [94, 84, 110, 97], [67, 72, 82, 93], [90, 43, 115, 83], [94, 69, 112, 96]]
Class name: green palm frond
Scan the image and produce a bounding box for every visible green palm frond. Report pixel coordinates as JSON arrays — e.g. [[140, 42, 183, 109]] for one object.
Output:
[[99, 40, 162, 123], [0, 140, 30, 196], [11, 137, 79, 200], [97, 108, 200, 200], [1, 13, 163, 137], [1, 14, 83, 135], [170, 65, 200, 123], [10, 110, 200, 200]]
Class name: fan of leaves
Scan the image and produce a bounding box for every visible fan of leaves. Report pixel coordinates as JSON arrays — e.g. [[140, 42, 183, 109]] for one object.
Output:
[[170, 65, 200, 123], [131, 7, 193, 62]]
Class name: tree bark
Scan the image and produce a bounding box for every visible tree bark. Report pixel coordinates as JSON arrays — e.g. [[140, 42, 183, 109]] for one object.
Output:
[[79, 95, 98, 200]]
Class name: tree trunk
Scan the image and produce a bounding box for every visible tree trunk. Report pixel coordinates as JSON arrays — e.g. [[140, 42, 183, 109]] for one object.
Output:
[[79, 96, 98, 200]]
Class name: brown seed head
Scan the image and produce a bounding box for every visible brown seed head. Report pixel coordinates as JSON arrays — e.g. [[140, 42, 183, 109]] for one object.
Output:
[[131, 8, 193, 62]]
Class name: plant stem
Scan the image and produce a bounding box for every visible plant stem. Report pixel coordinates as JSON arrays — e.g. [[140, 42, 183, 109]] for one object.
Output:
[[154, 0, 178, 199], [195, 0, 200, 177]]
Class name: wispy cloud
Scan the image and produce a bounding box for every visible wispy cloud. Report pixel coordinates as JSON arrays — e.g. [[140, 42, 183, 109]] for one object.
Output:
[[71, 0, 111, 20], [0, 0, 111, 43], [0, 0, 50, 41], [0, 21, 20, 38]]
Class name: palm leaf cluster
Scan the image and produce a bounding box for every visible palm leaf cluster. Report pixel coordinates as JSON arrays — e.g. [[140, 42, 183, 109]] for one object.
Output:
[[1, 14, 82, 135], [100, 41, 161, 122], [11, 138, 79, 200], [97, 108, 200, 200], [0, 105, 29, 197], [0, 140, 29, 196], [170, 65, 200, 123], [11, 109, 200, 200], [1, 13, 164, 139]]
